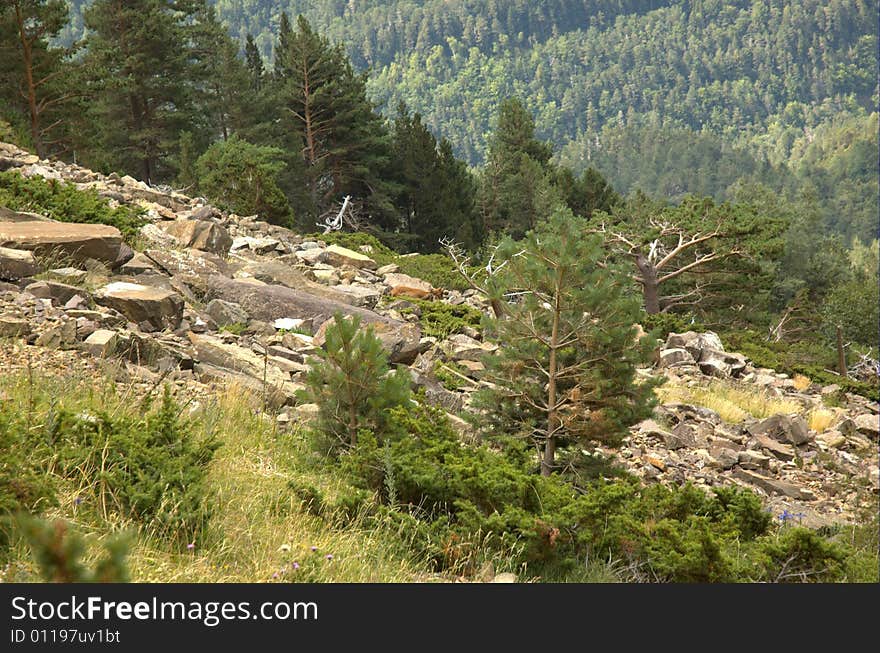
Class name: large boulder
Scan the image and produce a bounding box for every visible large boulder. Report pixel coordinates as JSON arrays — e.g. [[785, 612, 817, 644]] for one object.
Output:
[[94, 282, 183, 330], [237, 260, 360, 305], [854, 414, 879, 439], [158, 219, 232, 256], [23, 280, 83, 306], [0, 220, 122, 266], [658, 348, 695, 368], [733, 469, 816, 501], [666, 331, 724, 357], [323, 244, 377, 270], [0, 246, 39, 280], [187, 332, 300, 404], [441, 333, 498, 361], [143, 248, 231, 295], [207, 276, 422, 364], [746, 414, 812, 446], [383, 272, 433, 293], [666, 331, 746, 377], [205, 299, 249, 327]]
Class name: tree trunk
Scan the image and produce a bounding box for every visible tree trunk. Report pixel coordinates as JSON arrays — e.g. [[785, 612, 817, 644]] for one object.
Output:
[[15, 5, 44, 158], [542, 273, 562, 477], [635, 254, 661, 314], [836, 325, 847, 378]]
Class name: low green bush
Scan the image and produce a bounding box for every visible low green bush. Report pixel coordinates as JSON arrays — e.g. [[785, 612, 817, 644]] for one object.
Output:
[[14, 514, 129, 583], [394, 253, 473, 292], [48, 387, 220, 549], [396, 299, 484, 339], [0, 411, 57, 559], [0, 171, 145, 241], [330, 402, 817, 581]]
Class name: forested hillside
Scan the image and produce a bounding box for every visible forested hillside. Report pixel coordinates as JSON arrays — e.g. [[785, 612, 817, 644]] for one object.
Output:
[[53, 0, 878, 243]]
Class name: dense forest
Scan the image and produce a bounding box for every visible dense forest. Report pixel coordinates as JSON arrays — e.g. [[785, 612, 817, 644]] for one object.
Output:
[[1, 0, 877, 344], [49, 0, 879, 245]]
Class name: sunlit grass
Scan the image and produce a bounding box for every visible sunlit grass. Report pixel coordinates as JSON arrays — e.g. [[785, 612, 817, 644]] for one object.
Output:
[[808, 408, 838, 433], [657, 380, 802, 423]]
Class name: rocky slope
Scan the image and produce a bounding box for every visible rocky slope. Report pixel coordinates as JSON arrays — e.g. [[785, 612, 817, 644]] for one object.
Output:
[[1, 141, 877, 530]]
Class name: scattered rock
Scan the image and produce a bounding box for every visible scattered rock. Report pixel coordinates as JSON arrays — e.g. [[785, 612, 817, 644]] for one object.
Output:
[[82, 329, 118, 358], [733, 469, 816, 501], [854, 414, 878, 439], [205, 299, 249, 327], [323, 244, 377, 270], [747, 414, 812, 446], [0, 316, 31, 338], [658, 348, 695, 367], [94, 282, 183, 330]]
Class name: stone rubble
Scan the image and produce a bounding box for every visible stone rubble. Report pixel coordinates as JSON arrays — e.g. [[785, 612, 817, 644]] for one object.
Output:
[[0, 139, 876, 529]]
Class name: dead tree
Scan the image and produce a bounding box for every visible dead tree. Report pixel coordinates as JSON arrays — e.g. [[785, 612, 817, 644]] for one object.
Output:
[[593, 217, 742, 314], [440, 237, 519, 318]]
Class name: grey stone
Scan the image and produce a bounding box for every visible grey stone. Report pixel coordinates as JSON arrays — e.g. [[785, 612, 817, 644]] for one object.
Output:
[[82, 329, 118, 358], [747, 414, 813, 446], [0, 316, 30, 338], [23, 280, 83, 306], [658, 348, 695, 367], [733, 469, 816, 501], [854, 414, 879, 439], [323, 244, 377, 270], [205, 299, 249, 327], [0, 220, 122, 265], [94, 282, 183, 330], [0, 246, 39, 280]]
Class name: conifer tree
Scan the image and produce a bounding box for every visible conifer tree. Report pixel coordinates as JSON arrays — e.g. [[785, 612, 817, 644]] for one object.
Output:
[[189, 4, 250, 144], [392, 104, 479, 252], [244, 33, 265, 91], [0, 0, 76, 157], [194, 136, 291, 225], [478, 98, 560, 239], [300, 313, 411, 453], [474, 208, 659, 476], [275, 15, 398, 231], [80, 0, 201, 182]]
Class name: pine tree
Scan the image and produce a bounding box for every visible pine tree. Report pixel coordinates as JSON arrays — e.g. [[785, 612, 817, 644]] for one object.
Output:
[[392, 103, 479, 252], [244, 33, 265, 91], [478, 97, 559, 239], [80, 0, 201, 183], [276, 15, 398, 231], [300, 313, 411, 453], [194, 136, 291, 225], [474, 207, 659, 476], [0, 0, 76, 157], [188, 4, 250, 145]]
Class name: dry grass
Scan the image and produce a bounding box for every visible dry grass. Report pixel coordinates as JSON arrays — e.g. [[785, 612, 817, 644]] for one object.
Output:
[[808, 408, 839, 433], [657, 380, 803, 423], [792, 374, 812, 391]]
